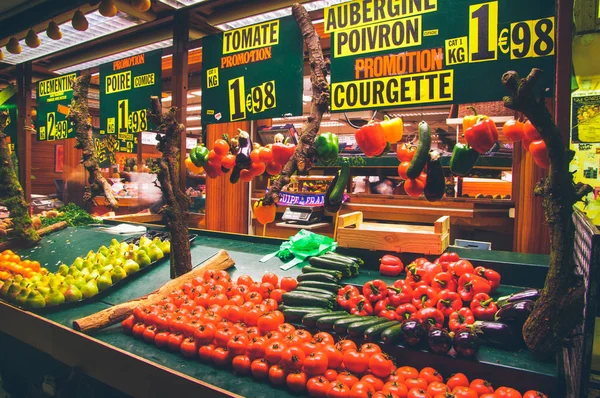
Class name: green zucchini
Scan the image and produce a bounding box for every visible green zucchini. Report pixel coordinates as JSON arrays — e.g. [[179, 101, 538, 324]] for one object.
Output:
[[406, 121, 432, 179], [324, 158, 350, 213], [301, 266, 343, 280], [320, 252, 362, 266], [281, 307, 331, 323], [364, 320, 400, 342], [333, 316, 376, 334], [297, 272, 340, 284], [308, 257, 352, 276], [381, 324, 404, 344], [282, 292, 333, 309], [302, 311, 348, 328], [294, 286, 337, 298], [297, 281, 340, 294], [316, 313, 356, 331], [347, 318, 391, 337]]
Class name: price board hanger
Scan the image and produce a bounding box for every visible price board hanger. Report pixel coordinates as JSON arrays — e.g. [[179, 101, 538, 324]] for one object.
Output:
[[36, 72, 79, 142], [201, 15, 304, 124]]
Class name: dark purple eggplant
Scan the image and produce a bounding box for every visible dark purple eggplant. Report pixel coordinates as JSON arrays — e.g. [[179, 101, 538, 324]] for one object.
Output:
[[424, 150, 445, 202], [496, 289, 540, 308], [453, 328, 479, 357], [401, 320, 425, 346], [469, 321, 524, 351], [427, 327, 452, 354], [494, 300, 534, 324], [230, 129, 253, 184]]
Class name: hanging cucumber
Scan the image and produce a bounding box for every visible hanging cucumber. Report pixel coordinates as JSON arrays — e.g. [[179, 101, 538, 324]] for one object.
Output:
[[324, 158, 350, 213], [424, 150, 445, 202], [406, 121, 431, 179]]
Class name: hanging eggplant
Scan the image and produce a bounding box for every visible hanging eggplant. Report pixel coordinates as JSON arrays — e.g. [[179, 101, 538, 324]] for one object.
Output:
[[230, 129, 252, 184], [424, 150, 445, 202], [324, 158, 350, 213]]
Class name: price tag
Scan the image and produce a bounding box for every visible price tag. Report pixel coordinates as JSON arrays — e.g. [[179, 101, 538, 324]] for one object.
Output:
[[36, 73, 78, 141]]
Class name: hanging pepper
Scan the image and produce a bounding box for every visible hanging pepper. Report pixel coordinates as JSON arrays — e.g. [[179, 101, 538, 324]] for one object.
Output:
[[448, 308, 475, 332], [436, 289, 463, 317], [190, 145, 210, 167], [379, 254, 403, 277], [362, 280, 388, 302], [457, 273, 491, 302], [315, 132, 339, 165], [449, 143, 480, 177], [412, 285, 439, 309], [355, 122, 387, 157], [253, 200, 276, 225], [464, 119, 499, 154], [474, 266, 501, 292], [389, 280, 413, 305], [272, 136, 295, 166], [470, 293, 498, 321], [395, 303, 418, 321], [462, 106, 488, 131], [380, 115, 404, 143]]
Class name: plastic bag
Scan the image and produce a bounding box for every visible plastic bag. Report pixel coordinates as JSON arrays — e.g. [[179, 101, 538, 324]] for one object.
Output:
[[260, 230, 337, 270]]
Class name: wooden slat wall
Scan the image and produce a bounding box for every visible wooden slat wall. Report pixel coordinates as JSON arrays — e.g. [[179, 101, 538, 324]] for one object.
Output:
[[31, 138, 66, 196], [204, 121, 250, 234], [61, 142, 86, 207]]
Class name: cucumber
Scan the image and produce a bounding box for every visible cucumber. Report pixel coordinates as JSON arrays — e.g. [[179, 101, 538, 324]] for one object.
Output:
[[302, 311, 348, 328], [308, 257, 352, 277], [406, 121, 432, 179], [347, 318, 391, 337], [364, 320, 400, 342], [315, 314, 354, 330], [297, 272, 340, 284], [333, 316, 376, 334], [297, 281, 340, 294], [282, 292, 333, 309], [321, 252, 361, 266], [294, 287, 336, 298], [381, 324, 404, 344], [282, 307, 331, 323], [301, 266, 343, 280], [324, 159, 350, 213]]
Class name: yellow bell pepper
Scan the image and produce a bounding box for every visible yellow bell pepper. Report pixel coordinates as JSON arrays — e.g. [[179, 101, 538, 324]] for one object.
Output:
[[380, 115, 404, 143], [462, 106, 488, 131]]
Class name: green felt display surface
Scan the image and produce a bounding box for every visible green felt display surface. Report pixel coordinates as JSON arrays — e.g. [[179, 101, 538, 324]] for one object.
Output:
[[5, 226, 556, 396]]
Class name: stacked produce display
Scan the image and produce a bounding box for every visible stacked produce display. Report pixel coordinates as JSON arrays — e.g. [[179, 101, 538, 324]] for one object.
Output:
[[0, 235, 170, 309], [121, 252, 547, 398]]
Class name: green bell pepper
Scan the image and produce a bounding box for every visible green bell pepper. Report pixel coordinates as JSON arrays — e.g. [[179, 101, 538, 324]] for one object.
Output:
[[190, 145, 209, 167], [449, 143, 480, 177], [315, 132, 339, 165]]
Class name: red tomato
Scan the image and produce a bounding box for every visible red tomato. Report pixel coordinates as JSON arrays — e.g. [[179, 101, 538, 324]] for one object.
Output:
[[262, 272, 279, 286], [337, 372, 359, 388], [397, 366, 419, 380], [250, 148, 262, 163], [259, 147, 274, 164], [452, 386, 479, 398], [232, 354, 252, 375], [214, 327, 235, 347], [211, 346, 231, 366], [324, 369, 339, 382], [360, 374, 384, 391], [447, 373, 470, 391], [237, 275, 254, 286], [313, 332, 334, 345], [321, 344, 343, 369], [227, 334, 249, 356], [251, 358, 270, 379], [198, 344, 215, 362], [154, 331, 170, 348], [259, 282, 275, 299], [250, 162, 266, 176], [265, 342, 286, 364], [257, 310, 284, 334], [470, 379, 494, 395], [269, 288, 285, 303], [368, 353, 394, 378], [494, 387, 522, 398], [405, 178, 425, 196], [167, 331, 184, 351], [304, 351, 328, 376], [180, 336, 198, 358], [239, 169, 254, 182], [352, 381, 376, 398], [278, 323, 296, 334], [287, 371, 308, 393], [523, 391, 547, 398], [307, 376, 331, 398], [360, 343, 382, 355], [427, 382, 448, 396], [121, 315, 136, 334], [213, 139, 230, 156], [282, 346, 306, 371], [328, 382, 351, 398], [398, 161, 410, 179], [419, 367, 443, 384], [300, 341, 320, 356], [404, 378, 428, 391], [221, 154, 236, 170], [397, 143, 416, 162], [502, 119, 525, 142], [208, 150, 222, 165], [342, 349, 369, 374], [132, 322, 146, 338], [383, 381, 409, 398], [336, 339, 357, 352], [266, 161, 283, 175], [407, 388, 431, 398], [268, 364, 287, 386], [143, 325, 158, 343], [280, 277, 298, 292]]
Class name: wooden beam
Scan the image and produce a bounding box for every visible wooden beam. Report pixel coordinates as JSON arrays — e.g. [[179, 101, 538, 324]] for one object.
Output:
[[16, 62, 32, 201], [206, 0, 314, 26], [172, 10, 190, 192]]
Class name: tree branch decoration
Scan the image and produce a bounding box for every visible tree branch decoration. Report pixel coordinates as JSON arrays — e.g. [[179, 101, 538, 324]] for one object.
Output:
[[147, 97, 192, 277], [68, 75, 118, 209], [263, 3, 330, 205], [502, 68, 593, 354], [0, 111, 39, 244]]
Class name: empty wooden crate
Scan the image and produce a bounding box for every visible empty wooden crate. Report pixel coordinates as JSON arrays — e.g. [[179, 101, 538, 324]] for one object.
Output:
[[336, 212, 450, 255]]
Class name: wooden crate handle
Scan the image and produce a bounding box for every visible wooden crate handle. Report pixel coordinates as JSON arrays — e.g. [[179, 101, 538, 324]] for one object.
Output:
[[434, 216, 450, 234], [338, 212, 363, 228]]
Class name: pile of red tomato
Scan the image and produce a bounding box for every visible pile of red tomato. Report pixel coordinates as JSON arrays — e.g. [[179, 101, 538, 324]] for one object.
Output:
[[340, 253, 500, 331], [396, 144, 428, 197], [121, 268, 545, 398]]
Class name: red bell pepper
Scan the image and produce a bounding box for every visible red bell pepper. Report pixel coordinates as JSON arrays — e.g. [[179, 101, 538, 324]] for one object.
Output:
[[337, 285, 360, 309], [448, 308, 475, 332], [431, 272, 457, 293], [395, 303, 418, 321], [379, 308, 397, 321], [423, 262, 443, 281], [464, 118, 499, 154], [373, 298, 390, 315], [457, 273, 491, 302], [405, 266, 430, 288], [349, 295, 373, 316], [438, 252, 460, 264], [355, 122, 387, 157], [448, 259, 474, 278], [271, 142, 295, 166], [362, 280, 388, 303], [415, 308, 445, 330], [388, 280, 413, 306], [470, 293, 498, 321], [412, 285, 439, 309], [474, 266, 501, 292], [379, 254, 403, 277], [436, 289, 463, 317]]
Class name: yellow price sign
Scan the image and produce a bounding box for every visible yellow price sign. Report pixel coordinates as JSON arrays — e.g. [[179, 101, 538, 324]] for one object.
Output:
[[46, 112, 68, 141], [468, 1, 498, 63], [246, 81, 276, 114], [127, 109, 148, 133], [117, 99, 129, 134], [510, 17, 555, 60], [228, 77, 247, 121]]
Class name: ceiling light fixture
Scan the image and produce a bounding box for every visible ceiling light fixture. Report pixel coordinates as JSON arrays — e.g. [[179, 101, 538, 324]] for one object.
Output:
[[187, 105, 202, 111], [158, 0, 209, 9], [187, 116, 201, 121], [187, 127, 202, 131], [216, 0, 350, 31]]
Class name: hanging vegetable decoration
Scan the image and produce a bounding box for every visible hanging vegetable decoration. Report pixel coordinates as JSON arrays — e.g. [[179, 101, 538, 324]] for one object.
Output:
[[424, 150, 445, 202], [189, 145, 209, 167], [462, 106, 488, 131], [355, 122, 387, 157], [449, 143, 480, 177], [324, 158, 350, 213], [25, 29, 40, 48], [501, 119, 549, 169], [502, 119, 525, 142], [271, 133, 295, 166], [72, 10, 89, 32], [406, 121, 431, 179], [253, 200, 277, 225], [6, 37, 22, 55], [46, 21, 62, 40], [99, 0, 118, 17], [315, 132, 339, 165], [464, 118, 498, 154], [380, 116, 404, 143]]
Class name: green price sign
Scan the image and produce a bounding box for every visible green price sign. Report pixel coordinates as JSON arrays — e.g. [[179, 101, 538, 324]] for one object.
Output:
[[36, 72, 78, 141], [326, 0, 556, 112], [0, 85, 18, 156], [99, 50, 162, 153], [202, 16, 304, 123]]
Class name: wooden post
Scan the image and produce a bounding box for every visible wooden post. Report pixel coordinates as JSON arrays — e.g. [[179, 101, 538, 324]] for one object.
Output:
[[554, 0, 573, 144], [172, 9, 190, 192], [137, 132, 143, 170], [16, 62, 32, 201]]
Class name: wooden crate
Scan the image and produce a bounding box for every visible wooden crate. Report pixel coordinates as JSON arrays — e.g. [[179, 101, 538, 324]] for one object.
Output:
[[336, 212, 450, 255]]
